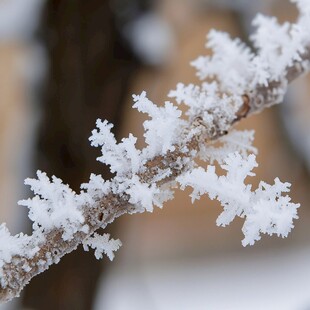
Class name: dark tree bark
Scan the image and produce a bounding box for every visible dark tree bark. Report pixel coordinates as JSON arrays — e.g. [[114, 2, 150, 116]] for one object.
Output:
[[22, 1, 145, 309]]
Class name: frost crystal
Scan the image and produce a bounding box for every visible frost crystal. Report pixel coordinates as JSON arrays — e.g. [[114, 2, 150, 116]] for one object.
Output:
[[81, 174, 111, 202], [0, 224, 32, 265], [18, 171, 85, 241], [133, 91, 185, 156], [89, 120, 142, 175], [191, 1, 310, 97], [251, 14, 306, 85], [191, 30, 253, 94], [83, 233, 122, 261], [168, 82, 242, 136], [125, 175, 161, 212], [177, 153, 299, 246]]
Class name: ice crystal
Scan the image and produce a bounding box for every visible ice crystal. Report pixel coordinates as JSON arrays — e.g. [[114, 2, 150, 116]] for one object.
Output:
[[83, 233, 122, 261], [178, 153, 299, 246]]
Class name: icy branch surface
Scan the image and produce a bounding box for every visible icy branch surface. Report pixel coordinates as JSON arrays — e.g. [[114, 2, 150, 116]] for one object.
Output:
[[1, 0, 310, 303]]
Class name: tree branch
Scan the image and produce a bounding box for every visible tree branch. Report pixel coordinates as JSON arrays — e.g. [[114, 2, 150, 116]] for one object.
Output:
[[1, 8, 310, 303]]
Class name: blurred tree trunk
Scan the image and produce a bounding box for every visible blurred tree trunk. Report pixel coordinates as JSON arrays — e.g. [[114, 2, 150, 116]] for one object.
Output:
[[22, 1, 142, 309]]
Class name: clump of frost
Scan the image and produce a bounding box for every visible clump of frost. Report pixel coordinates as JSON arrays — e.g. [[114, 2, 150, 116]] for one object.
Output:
[[169, 82, 219, 117], [0, 224, 41, 287], [132, 91, 186, 157], [89, 120, 142, 176], [177, 153, 299, 246], [108, 174, 163, 214], [124, 175, 161, 212], [242, 178, 299, 246], [168, 82, 242, 131], [191, 30, 253, 95], [81, 174, 111, 203], [0, 224, 32, 265], [83, 233, 122, 261], [251, 14, 307, 85], [18, 171, 85, 241], [191, 0, 310, 95]]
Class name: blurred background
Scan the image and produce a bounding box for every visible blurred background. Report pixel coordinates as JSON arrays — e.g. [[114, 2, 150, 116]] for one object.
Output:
[[1, 0, 310, 309]]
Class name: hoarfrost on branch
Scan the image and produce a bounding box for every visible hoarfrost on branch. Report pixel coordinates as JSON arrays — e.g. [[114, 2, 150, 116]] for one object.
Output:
[[0, 0, 309, 303]]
